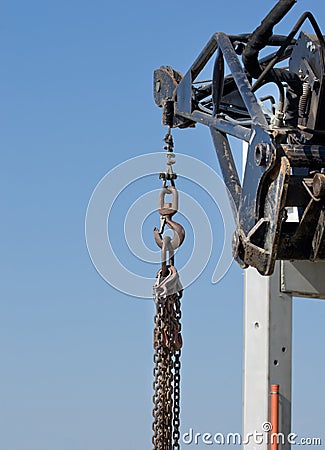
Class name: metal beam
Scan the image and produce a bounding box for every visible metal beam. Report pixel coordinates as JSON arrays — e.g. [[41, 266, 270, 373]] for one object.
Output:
[[243, 263, 292, 450]]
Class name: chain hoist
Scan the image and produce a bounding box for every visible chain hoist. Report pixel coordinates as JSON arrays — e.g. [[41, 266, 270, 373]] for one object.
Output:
[[152, 128, 185, 450]]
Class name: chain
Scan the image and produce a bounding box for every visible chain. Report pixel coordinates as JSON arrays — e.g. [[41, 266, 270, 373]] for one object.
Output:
[[172, 293, 182, 449], [152, 292, 183, 450], [152, 303, 165, 449], [152, 129, 184, 450]]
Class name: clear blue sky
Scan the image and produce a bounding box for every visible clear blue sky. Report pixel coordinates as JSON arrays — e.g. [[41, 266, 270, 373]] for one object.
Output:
[[1, 1, 325, 449]]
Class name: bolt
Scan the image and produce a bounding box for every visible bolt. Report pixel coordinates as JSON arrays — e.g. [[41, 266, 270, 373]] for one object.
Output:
[[254, 143, 269, 166], [307, 41, 316, 53], [313, 173, 325, 198]]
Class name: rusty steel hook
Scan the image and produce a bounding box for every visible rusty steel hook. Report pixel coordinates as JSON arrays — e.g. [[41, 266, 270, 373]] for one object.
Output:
[[154, 184, 185, 276], [154, 215, 185, 251], [154, 185, 185, 250], [154, 215, 185, 276]]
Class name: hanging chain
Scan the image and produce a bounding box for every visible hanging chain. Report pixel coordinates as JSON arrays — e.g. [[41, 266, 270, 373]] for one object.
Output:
[[152, 128, 185, 450], [172, 293, 182, 450]]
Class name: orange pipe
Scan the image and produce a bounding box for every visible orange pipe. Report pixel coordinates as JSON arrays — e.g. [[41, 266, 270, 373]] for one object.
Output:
[[270, 384, 279, 450]]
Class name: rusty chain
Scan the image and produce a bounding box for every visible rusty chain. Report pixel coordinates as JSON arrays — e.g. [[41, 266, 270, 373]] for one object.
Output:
[[152, 129, 184, 450], [172, 293, 182, 450], [152, 292, 183, 450]]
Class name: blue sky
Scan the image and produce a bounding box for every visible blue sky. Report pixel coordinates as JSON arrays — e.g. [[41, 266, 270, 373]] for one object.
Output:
[[1, 1, 325, 449]]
